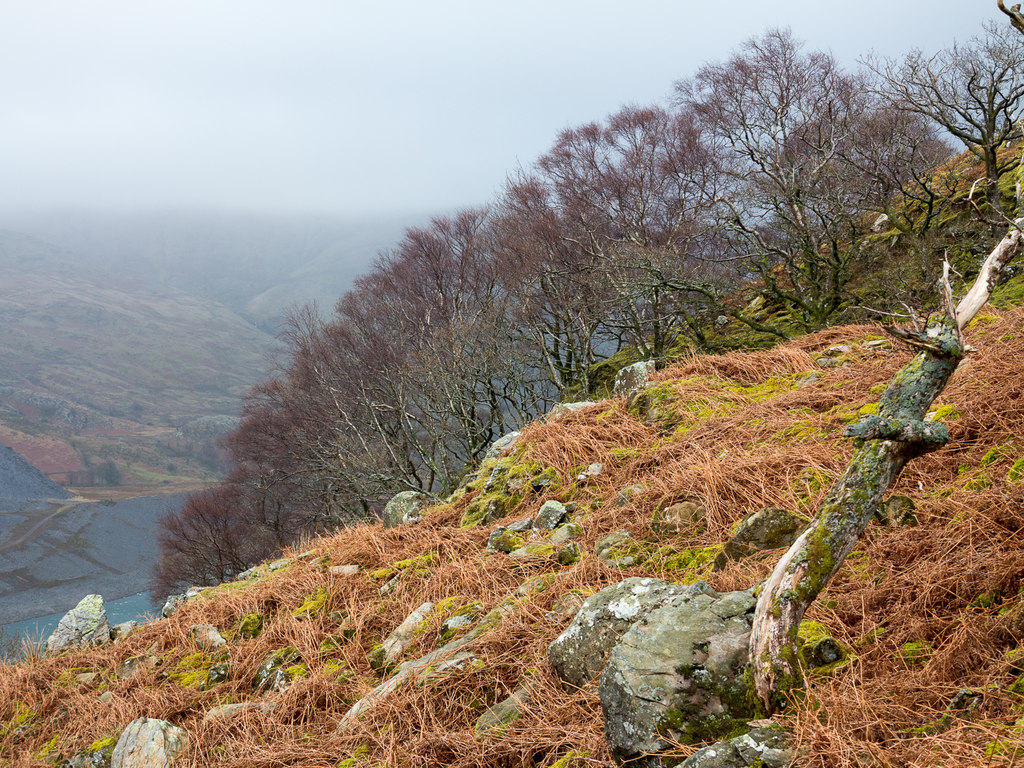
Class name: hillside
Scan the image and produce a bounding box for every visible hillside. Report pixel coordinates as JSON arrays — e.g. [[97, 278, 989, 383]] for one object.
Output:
[[0, 229, 274, 487], [5, 304, 1024, 766], [0, 211, 420, 331]]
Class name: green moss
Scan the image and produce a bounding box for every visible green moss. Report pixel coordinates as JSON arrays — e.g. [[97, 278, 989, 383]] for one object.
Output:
[[515, 542, 556, 558], [793, 467, 833, 509], [293, 587, 330, 618], [34, 734, 60, 760], [797, 621, 854, 675], [771, 420, 827, 443], [549, 749, 590, 767], [285, 663, 308, 678], [858, 402, 879, 416], [237, 612, 264, 639], [658, 546, 720, 578], [927, 404, 961, 422], [394, 552, 436, 570], [992, 273, 1024, 309], [87, 735, 118, 752], [899, 641, 932, 666], [167, 650, 228, 689], [368, 567, 396, 580], [1010, 458, 1024, 483], [4, 701, 34, 736], [55, 666, 96, 687], [972, 591, 1001, 610], [968, 312, 1000, 329]]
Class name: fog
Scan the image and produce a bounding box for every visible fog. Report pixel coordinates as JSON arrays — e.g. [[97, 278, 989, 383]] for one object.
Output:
[[0, 1, 1005, 215]]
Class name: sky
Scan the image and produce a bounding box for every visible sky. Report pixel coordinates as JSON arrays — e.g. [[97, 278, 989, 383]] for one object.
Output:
[[0, 1, 1009, 216]]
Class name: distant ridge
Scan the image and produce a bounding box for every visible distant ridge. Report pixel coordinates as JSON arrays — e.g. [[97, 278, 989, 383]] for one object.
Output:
[[0, 443, 70, 505]]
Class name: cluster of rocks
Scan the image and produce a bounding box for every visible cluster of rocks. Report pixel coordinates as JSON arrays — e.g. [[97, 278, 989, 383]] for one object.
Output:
[[486, 500, 583, 565]]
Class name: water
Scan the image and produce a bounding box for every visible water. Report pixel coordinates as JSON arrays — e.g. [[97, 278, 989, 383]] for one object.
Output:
[[2, 591, 158, 650]]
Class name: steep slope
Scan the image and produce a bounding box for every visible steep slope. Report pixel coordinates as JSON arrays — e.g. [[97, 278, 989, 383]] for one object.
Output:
[[0, 230, 274, 485], [0, 444, 69, 506], [4, 307, 1024, 766]]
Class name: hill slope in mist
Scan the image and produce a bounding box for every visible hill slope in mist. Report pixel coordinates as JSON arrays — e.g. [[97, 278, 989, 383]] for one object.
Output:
[[0, 210, 420, 331], [0, 230, 274, 486]]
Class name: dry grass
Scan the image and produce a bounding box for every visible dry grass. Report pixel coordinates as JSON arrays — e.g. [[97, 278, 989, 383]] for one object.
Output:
[[6, 309, 1024, 766]]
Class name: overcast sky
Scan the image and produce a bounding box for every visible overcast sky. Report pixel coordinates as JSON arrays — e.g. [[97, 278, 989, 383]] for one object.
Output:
[[0, 1, 1007, 216]]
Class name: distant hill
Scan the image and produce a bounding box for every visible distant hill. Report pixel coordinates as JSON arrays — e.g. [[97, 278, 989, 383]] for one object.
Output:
[[0, 210, 424, 331], [0, 229, 275, 486]]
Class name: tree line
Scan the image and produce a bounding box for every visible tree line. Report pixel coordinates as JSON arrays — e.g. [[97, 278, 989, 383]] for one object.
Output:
[[153, 23, 1024, 597]]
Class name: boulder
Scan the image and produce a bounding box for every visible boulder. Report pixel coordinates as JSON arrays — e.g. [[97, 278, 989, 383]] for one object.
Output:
[[679, 727, 793, 768], [548, 578, 705, 689], [535, 500, 569, 531], [714, 508, 806, 571], [46, 594, 110, 653], [382, 490, 429, 528], [613, 360, 656, 398], [111, 718, 188, 768], [600, 589, 758, 765]]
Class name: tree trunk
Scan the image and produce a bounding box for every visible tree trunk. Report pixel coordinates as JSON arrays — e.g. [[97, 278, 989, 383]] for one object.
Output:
[[749, 220, 1024, 712]]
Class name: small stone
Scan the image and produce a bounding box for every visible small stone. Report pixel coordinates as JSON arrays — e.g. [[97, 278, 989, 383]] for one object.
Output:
[[546, 591, 587, 623], [576, 463, 603, 482], [555, 542, 582, 565], [815, 356, 838, 369], [330, 565, 361, 576], [203, 701, 280, 721], [508, 542, 557, 560], [548, 522, 583, 547], [651, 501, 706, 534], [679, 727, 793, 768], [594, 530, 639, 568], [110, 621, 138, 641], [111, 717, 188, 768], [506, 517, 534, 532], [546, 401, 598, 421], [714, 314, 730, 329], [714, 507, 806, 570], [191, 624, 226, 650], [117, 655, 161, 678], [379, 574, 401, 597], [267, 558, 290, 571], [75, 672, 99, 684], [382, 490, 429, 528], [474, 683, 532, 734], [615, 483, 647, 506], [825, 344, 853, 356], [253, 647, 301, 692], [99, 691, 112, 703], [378, 602, 434, 667], [534, 500, 568, 530], [486, 527, 526, 553], [161, 594, 184, 618]]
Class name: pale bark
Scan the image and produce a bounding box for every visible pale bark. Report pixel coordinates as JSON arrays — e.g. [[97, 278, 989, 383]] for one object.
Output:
[[749, 219, 1024, 712]]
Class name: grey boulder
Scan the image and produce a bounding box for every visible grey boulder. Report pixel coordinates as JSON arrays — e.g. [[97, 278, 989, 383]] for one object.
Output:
[[382, 490, 429, 528], [680, 727, 793, 768], [600, 589, 758, 765], [46, 594, 110, 653], [111, 718, 188, 768], [548, 577, 706, 689]]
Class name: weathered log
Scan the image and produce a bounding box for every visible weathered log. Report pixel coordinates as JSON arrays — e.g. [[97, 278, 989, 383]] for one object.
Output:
[[749, 220, 1024, 711]]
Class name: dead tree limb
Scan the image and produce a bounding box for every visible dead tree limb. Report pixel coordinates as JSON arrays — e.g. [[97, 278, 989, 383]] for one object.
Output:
[[748, 218, 1024, 712], [999, 0, 1024, 36]]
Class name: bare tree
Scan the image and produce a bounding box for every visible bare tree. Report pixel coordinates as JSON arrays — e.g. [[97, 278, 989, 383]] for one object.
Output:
[[869, 22, 1024, 215], [678, 29, 879, 331]]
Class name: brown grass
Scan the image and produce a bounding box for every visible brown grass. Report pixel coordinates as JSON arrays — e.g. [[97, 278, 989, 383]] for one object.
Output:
[[6, 309, 1024, 766]]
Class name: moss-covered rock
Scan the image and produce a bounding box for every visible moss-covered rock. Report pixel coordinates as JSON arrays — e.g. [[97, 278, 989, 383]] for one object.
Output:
[[714, 507, 807, 570], [797, 620, 854, 675], [253, 646, 301, 692], [293, 587, 330, 619], [237, 612, 264, 639], [600, 588, 760, 763]]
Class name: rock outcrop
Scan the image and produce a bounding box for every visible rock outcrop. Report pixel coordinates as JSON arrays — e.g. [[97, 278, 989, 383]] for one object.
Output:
[[46, 594, 110, 653], [111, 718, 187, 768], [600, 588, 758, 765]]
